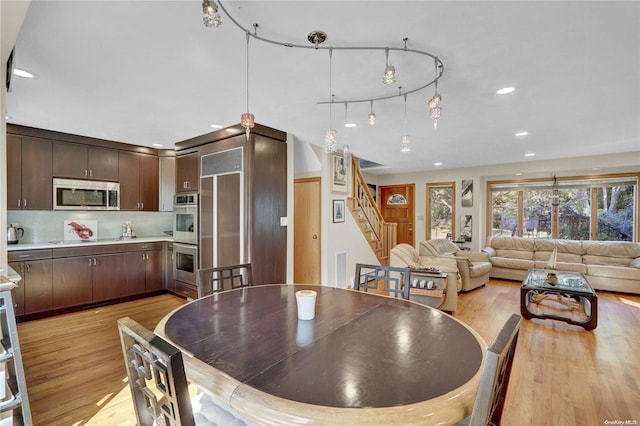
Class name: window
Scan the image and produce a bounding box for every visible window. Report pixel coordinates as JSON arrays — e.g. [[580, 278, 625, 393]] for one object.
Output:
[[488, 175, 638, 241], [427, 182, 455, 240]]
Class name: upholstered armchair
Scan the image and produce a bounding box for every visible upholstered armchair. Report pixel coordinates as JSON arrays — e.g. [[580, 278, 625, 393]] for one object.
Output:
[[389, 243, 460, 312], [419, 239, 492, 292]]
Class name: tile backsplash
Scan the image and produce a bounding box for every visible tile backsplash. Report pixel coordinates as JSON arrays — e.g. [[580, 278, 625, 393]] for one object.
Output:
[[7, 210, 173, 243]]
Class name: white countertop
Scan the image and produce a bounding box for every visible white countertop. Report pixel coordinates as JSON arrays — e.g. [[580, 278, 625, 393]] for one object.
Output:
[[7, 236, 173, 251]]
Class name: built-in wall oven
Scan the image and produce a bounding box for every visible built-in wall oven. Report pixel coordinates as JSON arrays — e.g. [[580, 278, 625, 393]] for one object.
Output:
[[173, 192, 199, 299], [174, 243, 197, 287], [173, 192, 198, 245]]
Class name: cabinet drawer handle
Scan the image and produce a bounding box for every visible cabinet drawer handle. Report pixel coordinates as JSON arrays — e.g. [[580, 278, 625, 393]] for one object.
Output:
[[26, 264, 31, 272], [19, 254, 31, 258], [89, 258, 93, 266], [17, 199, 21, 207], [23, 199, 27, 207]]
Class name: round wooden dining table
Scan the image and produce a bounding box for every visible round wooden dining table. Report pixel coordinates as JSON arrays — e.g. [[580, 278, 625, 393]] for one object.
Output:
[[155, 284, 487, 425]]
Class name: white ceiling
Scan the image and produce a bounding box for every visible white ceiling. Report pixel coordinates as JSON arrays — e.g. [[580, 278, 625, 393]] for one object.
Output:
[[6, 1, 640, 175]]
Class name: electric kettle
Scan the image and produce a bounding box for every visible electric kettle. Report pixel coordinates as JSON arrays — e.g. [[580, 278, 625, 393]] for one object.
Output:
[[7, 225, 24, 245]]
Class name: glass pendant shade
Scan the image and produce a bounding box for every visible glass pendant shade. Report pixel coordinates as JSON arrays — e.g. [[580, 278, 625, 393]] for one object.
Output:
[[429, 94, 442, 129], [368, 101, 376, 125], [241, 112, 255, 139], [400, 134, 411, 152], [383, 65, 396, 85], [428, 94, 441, 109], [202, 0, 222, 28], [324, 129, 337, 153]]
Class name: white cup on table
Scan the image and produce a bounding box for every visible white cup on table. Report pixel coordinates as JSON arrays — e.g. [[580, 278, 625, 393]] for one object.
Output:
[[296, 290, 317, 320]]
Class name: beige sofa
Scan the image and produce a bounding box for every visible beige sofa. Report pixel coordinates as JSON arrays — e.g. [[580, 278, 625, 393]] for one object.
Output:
[[389, 243, 460, 312], [483, 236, 640, 294], [419, 240, 492, 292]]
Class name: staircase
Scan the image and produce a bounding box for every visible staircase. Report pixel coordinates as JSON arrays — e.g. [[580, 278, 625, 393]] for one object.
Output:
[[347, 157, 397, 264]]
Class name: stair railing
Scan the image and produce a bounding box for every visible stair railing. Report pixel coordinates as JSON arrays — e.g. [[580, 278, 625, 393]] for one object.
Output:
[[349, 156, 397, 261]]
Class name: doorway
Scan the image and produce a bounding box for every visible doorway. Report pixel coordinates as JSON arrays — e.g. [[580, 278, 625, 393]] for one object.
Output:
[[379, 184, 415, 246], [294, 177, 321, 284]]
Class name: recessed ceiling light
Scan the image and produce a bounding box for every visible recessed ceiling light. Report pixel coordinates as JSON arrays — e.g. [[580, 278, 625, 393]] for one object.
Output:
[[210, 124, 223, 129], [13, 68, 34, 78], [515, 131, 528, 137], [592, 167, 601, 171], [344, 122, 357, 128], [496, 87, 515, 95], [5, 115, 11, 120], [524, 152, 535, 157], [152, 143, 163, 147], [515, 172, 523, 176], [434, 162, 443, 166]]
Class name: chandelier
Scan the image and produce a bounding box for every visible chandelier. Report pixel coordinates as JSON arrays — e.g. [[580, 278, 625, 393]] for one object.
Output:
[[201, 1, 445, 153]]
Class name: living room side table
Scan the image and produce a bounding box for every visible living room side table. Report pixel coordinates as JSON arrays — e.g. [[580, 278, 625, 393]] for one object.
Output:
[[521, 268, 598, 330]]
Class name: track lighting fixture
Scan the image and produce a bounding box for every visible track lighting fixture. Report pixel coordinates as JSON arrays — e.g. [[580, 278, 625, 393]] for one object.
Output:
[[202, 2, 446, 152]]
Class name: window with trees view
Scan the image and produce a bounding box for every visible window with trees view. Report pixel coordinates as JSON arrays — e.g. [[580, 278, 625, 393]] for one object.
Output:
[[489, 176, 637, 241], [427, 182, 455, 240]]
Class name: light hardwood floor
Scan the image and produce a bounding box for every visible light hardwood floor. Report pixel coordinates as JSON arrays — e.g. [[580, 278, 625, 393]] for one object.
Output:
[[16, 280, 640, 425]]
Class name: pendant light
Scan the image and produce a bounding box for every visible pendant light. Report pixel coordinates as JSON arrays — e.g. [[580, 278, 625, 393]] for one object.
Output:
[[401, 93, 410, 152], [368, 100, 376, 125], [240, 31, 255, 140], [324, 48, 337, 153]]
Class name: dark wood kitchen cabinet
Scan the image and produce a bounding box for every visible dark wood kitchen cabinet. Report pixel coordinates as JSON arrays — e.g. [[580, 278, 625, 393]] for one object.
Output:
[[93, 254, 127, 302], [52, 141, 119, 181], [7, 135, 53, 210], [120, 243, 163, 295], [164, 242, 175, 292], [8, 263, 25, 316], [119, 152, 159, 211], [175, 151, 199, 192], [9, 259, 53, 315], [52, 256, 94, 309]]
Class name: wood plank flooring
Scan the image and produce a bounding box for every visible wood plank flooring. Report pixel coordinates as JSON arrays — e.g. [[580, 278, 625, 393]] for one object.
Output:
[[16, 281, 640, 425]]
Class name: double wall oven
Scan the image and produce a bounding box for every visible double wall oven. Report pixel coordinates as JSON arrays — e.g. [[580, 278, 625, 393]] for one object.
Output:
[[173, 193, 198, 295]]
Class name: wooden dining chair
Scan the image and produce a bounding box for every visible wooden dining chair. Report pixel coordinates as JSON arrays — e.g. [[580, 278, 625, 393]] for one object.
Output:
[[353, 263, 411, 299], [117, 316, 195, 426], [118, 317, 254, 426], [457, 313, 522, 426], [197, 263, 254, 298]]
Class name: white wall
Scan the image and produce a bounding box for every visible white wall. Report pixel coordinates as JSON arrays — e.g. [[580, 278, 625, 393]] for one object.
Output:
[[321, 153, 378, 288]]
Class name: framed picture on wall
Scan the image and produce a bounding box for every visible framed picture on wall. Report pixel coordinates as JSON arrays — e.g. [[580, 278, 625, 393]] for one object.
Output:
[[461, 179, 473, 207], [461, 215, 472, 241], [333, 199, 345, 223], [331, 154, 348, 194]]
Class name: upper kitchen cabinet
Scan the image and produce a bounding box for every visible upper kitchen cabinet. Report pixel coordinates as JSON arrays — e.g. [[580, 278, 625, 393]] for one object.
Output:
[[52, 141, 118, 181], [7, 135, 53, 210], [175, 151, 199, 193], [119, 152, 159, 211]]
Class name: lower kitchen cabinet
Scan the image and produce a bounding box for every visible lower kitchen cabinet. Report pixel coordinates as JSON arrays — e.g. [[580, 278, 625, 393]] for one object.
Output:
[[10, 241, 166, 319], [145, 250, 163, 292], [164, 242, 175, 292], [93, 254, 128, 302], [9, 260, 53, 315], [52, 257, 93, 309]]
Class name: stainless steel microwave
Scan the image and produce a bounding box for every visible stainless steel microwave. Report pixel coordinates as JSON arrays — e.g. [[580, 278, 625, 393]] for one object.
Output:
[[53, 178, 120, 210]]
